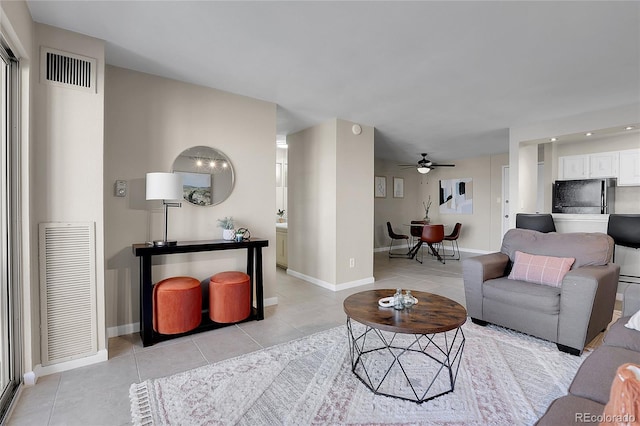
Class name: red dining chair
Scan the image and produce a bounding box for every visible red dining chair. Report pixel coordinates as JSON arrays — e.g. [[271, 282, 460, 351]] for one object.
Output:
[[418, 224, 445, 264], [410, 220, 427, 246], [442, 223, 462, 260]]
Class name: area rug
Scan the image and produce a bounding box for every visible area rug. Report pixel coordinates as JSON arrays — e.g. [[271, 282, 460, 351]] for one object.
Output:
[[130, 321, 588, 426]]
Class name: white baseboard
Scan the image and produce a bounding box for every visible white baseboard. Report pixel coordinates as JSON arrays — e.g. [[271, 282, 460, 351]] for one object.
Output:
[[26, 349, 109, 382], [108, 322, 140, 338], [287, 269, 374, 292], [264, 297, 278, 307]]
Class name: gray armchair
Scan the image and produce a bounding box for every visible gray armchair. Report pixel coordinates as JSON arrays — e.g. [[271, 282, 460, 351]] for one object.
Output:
[[463, 229, 620, 355]]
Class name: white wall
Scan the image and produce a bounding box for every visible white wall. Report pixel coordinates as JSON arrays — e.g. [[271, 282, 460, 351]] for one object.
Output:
[[288, 119, 374, 289], [104, 66, 277, 331]]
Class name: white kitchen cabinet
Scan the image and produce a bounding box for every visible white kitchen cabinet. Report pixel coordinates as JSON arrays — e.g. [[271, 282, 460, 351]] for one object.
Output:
[[589, 151, 618, 178], [559, 155, 589, 179], [618, 149, 640, 186], [276, 226, 288, 268]]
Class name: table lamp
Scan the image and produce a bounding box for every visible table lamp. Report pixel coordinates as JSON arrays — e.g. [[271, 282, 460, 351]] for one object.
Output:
[[146, 172, 183, 246]]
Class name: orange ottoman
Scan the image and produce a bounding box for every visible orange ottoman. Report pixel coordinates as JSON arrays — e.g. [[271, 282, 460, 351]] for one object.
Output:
[[153, 276, 202, 334], [209, 271, 251, 323]]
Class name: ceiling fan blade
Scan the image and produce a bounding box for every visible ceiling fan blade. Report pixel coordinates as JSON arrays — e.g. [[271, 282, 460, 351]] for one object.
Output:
[[431, 163, 455, 167]]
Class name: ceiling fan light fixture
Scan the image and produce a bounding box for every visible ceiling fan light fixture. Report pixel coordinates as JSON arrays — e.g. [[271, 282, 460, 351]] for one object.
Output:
[[417, 166, 431, 174]]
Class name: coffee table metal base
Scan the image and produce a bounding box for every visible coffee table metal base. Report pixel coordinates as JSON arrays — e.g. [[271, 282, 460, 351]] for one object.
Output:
[[346, 317, 465, 404]]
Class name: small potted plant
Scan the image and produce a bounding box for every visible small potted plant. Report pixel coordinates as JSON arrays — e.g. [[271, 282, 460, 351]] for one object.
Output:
[[277, 209, 286, 223], [217, 216, 235, 240]]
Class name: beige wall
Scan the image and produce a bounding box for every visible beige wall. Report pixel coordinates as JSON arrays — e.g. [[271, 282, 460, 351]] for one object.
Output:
[[31, 24, 106, 368], [335, 119, 374, 284], [288, 119, 374, 289], [374, 153, 508, 253], [372, 159, 421, 249], [104, 66, 277, 331], [288, 120, 337, 284]]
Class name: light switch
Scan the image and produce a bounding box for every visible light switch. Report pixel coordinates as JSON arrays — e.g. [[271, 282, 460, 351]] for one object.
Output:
[[114, 180, 127, 197]]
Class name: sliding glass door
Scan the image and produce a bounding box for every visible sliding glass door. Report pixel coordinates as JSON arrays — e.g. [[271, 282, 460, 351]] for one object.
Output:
[[0, 42, 20, 421]]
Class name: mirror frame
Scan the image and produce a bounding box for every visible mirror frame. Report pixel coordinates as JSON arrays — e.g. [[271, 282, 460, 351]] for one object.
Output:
[[172, 146, 235, 206]]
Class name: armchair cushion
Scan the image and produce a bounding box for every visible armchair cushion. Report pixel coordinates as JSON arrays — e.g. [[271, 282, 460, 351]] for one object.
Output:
[[484, 277, 561, 314], [508, 251, 575, 287], [501, 229, 614, 268]]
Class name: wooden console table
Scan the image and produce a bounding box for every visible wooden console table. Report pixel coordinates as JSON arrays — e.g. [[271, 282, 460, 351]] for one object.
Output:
[[132, 238, 269, 346]]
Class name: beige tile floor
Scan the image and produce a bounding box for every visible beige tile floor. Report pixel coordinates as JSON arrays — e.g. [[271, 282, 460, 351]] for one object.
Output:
[[9, 249, 614, 425]]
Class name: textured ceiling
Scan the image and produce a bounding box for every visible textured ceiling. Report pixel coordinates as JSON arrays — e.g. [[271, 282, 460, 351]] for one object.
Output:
[[26, 1, 640, 164]]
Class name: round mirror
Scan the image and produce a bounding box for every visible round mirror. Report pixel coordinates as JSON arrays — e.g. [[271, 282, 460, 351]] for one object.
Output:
[[172, 146, 235, 206]]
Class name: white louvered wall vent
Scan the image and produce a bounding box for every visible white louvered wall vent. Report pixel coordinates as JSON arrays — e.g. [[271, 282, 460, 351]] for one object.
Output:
[[39, 222, 97, 366], [40, 47, 97, 93]]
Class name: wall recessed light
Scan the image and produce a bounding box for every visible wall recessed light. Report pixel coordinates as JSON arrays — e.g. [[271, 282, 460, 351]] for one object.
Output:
[[625, 126, 634, 130], [550, 137, 558, 142], [585, 132, 593, 136]]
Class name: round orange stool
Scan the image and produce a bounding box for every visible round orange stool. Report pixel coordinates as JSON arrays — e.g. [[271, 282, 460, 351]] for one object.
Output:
[[209, 271, 251, 323], [153, 276, 202, 334]]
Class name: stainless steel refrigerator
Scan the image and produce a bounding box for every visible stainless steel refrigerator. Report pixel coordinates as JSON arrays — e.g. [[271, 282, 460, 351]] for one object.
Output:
[[552, 178, 616, 214]]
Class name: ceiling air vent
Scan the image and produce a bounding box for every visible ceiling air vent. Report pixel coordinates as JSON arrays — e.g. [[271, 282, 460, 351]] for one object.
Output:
[[40, 47, 97, 93]]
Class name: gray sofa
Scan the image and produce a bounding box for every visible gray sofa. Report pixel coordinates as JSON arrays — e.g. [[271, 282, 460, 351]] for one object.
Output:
[[463, 229, 620, 355], [536, 285, 640, 425]]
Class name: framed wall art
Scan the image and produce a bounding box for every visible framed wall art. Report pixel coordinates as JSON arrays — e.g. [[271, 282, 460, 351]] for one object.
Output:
[[393, 177, 404, 198], [439, 178, 473, 214], [374, 176, 386, 198]]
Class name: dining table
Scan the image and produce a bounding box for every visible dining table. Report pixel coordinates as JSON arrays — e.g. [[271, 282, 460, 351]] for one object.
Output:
[[403, 223, 448, 262]]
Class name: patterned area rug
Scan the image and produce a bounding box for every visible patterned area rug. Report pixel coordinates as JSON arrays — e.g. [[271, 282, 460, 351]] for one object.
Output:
[[130, 321, 588, 425]]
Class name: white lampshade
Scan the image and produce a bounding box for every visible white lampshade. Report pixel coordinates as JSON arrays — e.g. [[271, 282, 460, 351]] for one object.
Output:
[[146, 172, 183, 201], [417, 167, 431, 174]]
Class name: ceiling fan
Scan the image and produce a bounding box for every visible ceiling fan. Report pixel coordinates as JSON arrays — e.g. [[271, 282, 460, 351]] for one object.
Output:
[[398, 153, 455, 174]]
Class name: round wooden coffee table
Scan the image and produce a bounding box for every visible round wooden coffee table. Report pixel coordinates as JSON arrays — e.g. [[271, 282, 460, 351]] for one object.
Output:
[[343, 289, 467, 403]]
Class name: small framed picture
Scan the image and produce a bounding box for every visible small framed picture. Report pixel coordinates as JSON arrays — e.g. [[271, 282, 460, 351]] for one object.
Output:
[[393, 177, 404, 198], [374, 176, 386, 198]]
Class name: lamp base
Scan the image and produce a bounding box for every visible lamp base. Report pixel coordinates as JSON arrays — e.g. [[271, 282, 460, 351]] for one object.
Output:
[[153, 240, 178, 247]]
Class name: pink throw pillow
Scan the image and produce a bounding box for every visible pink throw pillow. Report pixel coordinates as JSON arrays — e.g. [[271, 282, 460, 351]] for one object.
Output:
[[508, 251, 575, 287]]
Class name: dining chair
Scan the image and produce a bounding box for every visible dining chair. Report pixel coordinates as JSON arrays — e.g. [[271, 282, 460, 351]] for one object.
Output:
[[386, 221, 410, 258], [410, 220, 427, 246], [515, 213, 556, 233], [442, 222, 462, 260], [418, 224, 445, 264]]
